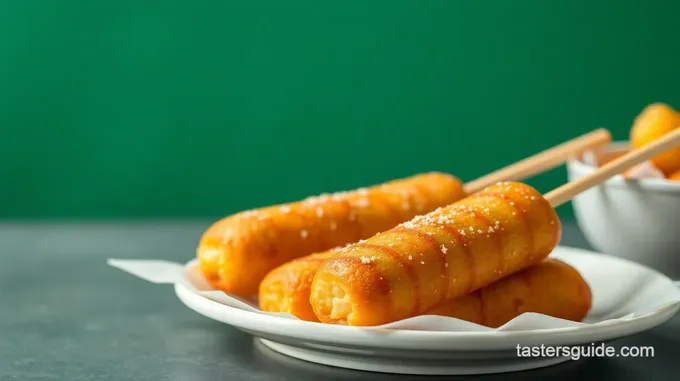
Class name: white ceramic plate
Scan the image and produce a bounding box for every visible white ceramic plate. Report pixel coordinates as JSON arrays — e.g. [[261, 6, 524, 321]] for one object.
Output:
[[167, 246, 680, 375]]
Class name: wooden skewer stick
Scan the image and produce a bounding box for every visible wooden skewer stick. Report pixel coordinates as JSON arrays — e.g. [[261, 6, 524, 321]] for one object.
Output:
[[463, 128, 612, 194], [546, 128, 680, 207]]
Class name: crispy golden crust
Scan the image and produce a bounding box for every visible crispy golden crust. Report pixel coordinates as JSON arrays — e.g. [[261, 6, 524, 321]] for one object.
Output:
[[258, 256, 590, 326], [258, 251, 334, 321], [197, 172, 465, 297], [309, 182, 561, 326], [426, 258, 592, 327], [668, 169, 680, 181]]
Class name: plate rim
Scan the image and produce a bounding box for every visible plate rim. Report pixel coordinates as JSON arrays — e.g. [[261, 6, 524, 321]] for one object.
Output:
[[256, 339, 572, 375], [175, 245, 680, 351]]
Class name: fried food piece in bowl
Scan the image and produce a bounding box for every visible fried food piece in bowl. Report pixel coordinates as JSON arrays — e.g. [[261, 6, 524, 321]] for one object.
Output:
[[630, 103, 680, 175]]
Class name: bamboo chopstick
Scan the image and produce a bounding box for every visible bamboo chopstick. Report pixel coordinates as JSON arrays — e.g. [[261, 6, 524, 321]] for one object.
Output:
[[464, 128, 611, 194]]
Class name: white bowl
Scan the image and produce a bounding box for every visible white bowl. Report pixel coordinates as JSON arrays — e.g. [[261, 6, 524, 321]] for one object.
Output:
[[566, 141, 680, 280]]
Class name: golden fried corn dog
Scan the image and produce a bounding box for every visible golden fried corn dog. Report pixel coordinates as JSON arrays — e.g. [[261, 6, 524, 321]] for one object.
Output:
[[259, 251, 334, 321], [426, 258, 591, 327], [309, 181, 561, 326], [668, 169, 680, 181], [198, 172, 466, 296], [259, 252, 590, 327]]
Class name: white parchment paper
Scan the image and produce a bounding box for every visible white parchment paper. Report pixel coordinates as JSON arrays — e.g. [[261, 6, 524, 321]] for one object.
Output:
[[108, 247, 680, 332]]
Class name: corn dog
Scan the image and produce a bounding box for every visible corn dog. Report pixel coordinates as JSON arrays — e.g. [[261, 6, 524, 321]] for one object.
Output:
[[259, 252, 590, 327], [259, 251, 334, 321], [426, 258, 591, 327], [668, 169, 680, 181], [198, 130, 611, 297], [199, 172, 466, 296], [309, 181, 560, 326]]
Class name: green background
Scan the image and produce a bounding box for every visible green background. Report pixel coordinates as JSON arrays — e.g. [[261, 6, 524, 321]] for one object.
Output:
[[2, 1, 679, 220]]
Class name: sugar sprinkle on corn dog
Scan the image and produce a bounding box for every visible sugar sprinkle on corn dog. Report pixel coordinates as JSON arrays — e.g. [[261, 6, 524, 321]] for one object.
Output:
[[309, 182, 560, 326], [199, 172, 466, 296]]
